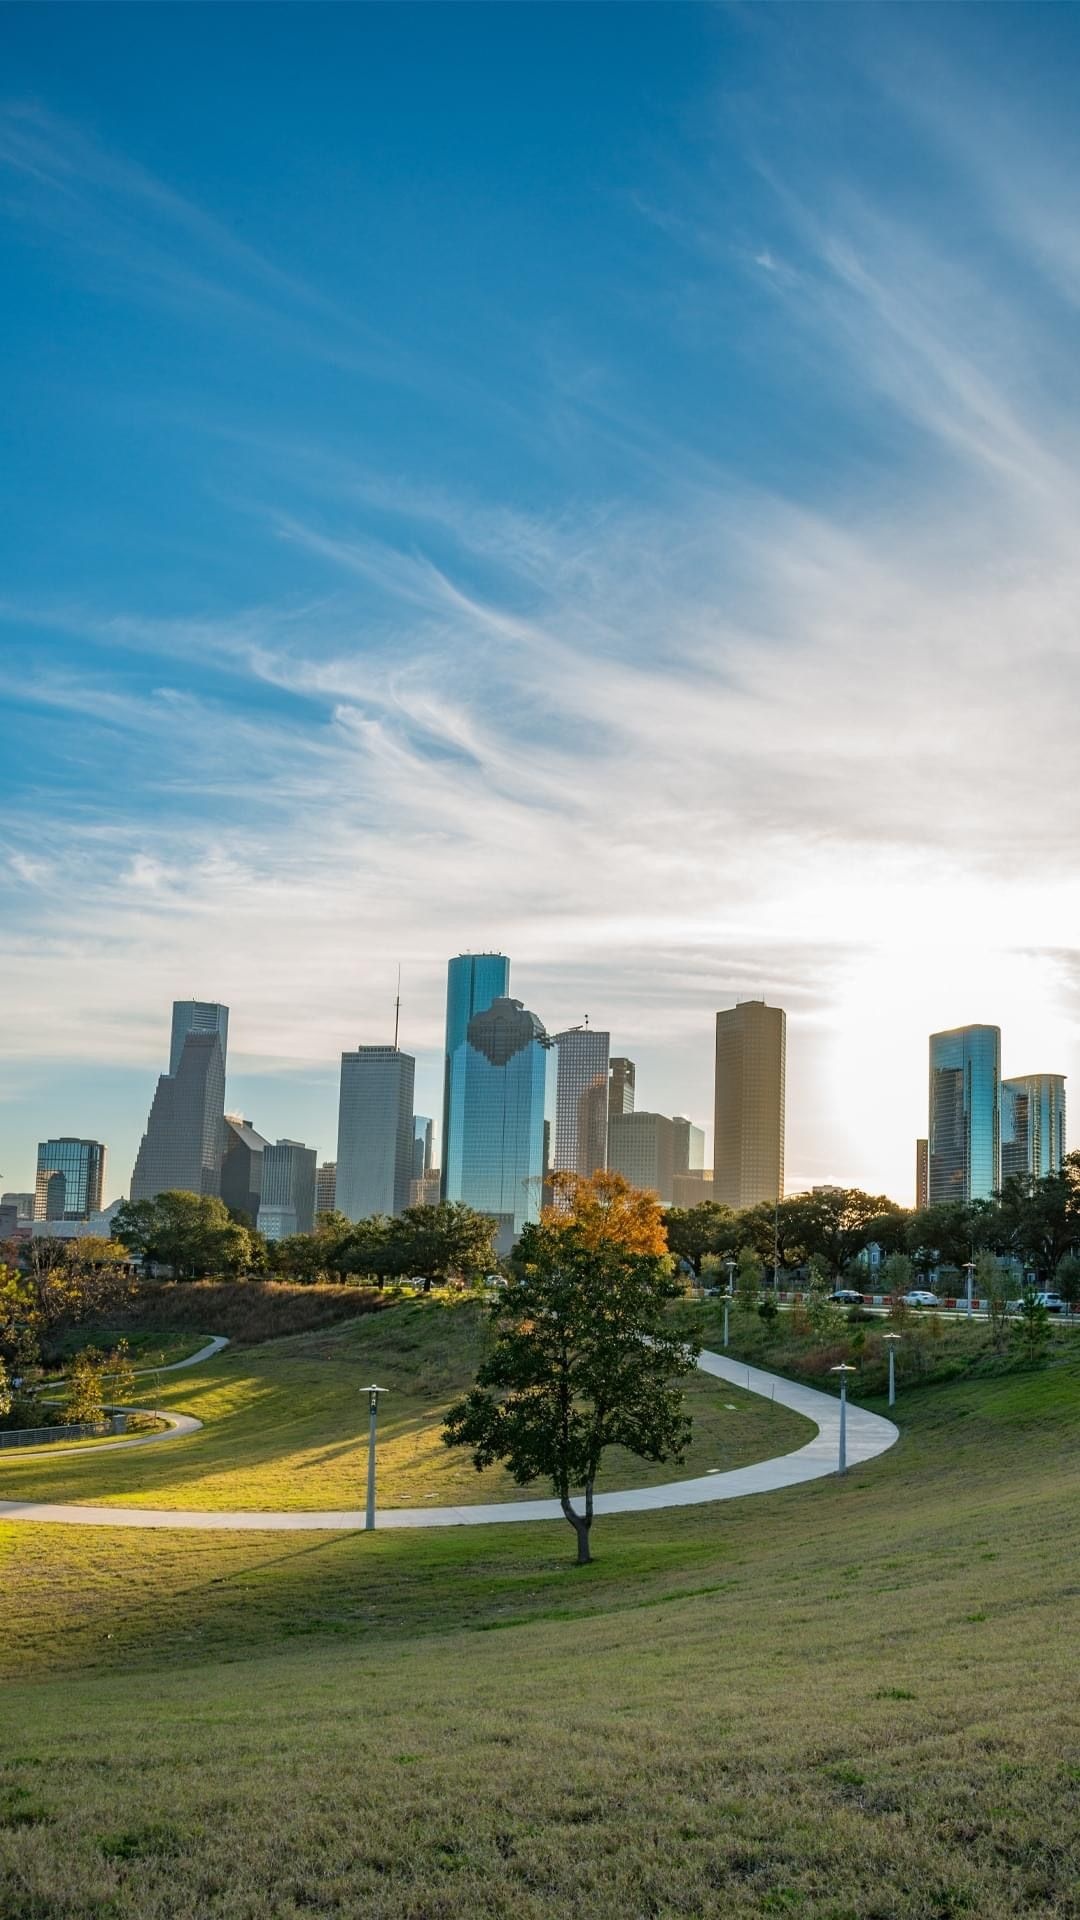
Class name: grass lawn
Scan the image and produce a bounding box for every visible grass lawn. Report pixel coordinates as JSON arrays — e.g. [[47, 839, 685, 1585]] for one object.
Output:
[[0, 1317, 1076, 1918], [0, 1298, 813, 1512]]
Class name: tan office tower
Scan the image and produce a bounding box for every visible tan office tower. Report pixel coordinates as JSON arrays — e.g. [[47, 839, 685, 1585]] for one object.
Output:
[[713, 1000, 786, 1208]]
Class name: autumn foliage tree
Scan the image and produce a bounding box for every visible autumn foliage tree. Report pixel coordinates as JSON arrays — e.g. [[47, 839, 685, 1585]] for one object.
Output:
[[543, 1169, 668, 1256]]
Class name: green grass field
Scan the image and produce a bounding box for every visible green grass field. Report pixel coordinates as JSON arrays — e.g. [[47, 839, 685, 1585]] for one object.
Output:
[[1, 1304, 1077, 1919], [0, 1298, 811, 1511]]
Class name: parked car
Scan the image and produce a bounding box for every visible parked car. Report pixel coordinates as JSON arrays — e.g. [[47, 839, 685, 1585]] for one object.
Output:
[[830, 1288, 864, 1305], [1006, 1291, 1064, 1313], [901, 1290, 940, 1308], [484, 1274, 508, 1290]]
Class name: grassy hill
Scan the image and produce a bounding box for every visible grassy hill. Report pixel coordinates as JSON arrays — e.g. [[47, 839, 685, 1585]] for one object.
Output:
[[0, 1313, 1076, 1919], [0, 1296, 811, 1512]]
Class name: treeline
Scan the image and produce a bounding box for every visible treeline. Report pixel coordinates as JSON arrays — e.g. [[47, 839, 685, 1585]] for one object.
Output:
[[665, 1153, 1080, 1293]]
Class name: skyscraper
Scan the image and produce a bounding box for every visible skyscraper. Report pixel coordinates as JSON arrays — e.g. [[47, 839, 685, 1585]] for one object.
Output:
[[336, 1046, 415, 1221], [257, 1139, 317, 1241], [928, 1024, 1001, 1205], [608, 1112, 675, 1204], [34, 1139, 107, 1221], [169, 1000, 230, 1076], [713, 1001, 786, 1209], [444, 996, 551, 1253], [413, 1115, 434, 1182], [915, 1138, 929, 1210], [315, 1161, 337, 1217], [131, 1022, 228, 1202], [672, 1116, 705, 1174], [552, 1027, 610, 1179], [1001, 1074, 1066, 1183], [441, 953, 510, 1199], [608, 1056, 636, 1124], [220, 1116, 270, 1223]]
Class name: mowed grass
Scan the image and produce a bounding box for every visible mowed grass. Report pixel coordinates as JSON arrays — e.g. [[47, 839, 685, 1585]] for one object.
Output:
[[0, 1347, 1078, 1919], [0, 1298, 812, 1511]]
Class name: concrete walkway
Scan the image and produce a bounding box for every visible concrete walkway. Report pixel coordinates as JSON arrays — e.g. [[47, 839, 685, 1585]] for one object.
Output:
[[0, 1348, 898, 1532], [132, 1334, 230, 1374]]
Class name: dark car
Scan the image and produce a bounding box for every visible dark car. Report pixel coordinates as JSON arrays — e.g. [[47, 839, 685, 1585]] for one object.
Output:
[[829, 1288, 864, 1306]]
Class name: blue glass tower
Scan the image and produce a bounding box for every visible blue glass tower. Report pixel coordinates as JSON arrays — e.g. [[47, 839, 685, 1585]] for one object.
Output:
[[928, 1025, 1001, 1205], [440, 952, 510, 1196], [444, 997, 552, 1253], [1001, 1074, 1066, 1183]]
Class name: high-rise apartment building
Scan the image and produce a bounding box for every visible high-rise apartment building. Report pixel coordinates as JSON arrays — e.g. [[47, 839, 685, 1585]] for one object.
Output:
[[441, 953, 510, 1199], [131, 1003, 228, 1202], [928, 1024, 1001, 1205], [553, 1027, 610, 1179], [315, 1161, 337, 1217], [257, 1139, 318, 1241], [673, 1116, 705, 1175], [33, 1139, 107, 1221], [336, 1046, 415, 1221], [1001, 1074, 1066, 1184], [915, 1138, 929, 1210], [413, 1116, 434, 1183], [713, 1001, 786, 1209], [220, 1116, 269, 1223], [608, 1112, 675, 1204], [444, 997, 551, 1253]]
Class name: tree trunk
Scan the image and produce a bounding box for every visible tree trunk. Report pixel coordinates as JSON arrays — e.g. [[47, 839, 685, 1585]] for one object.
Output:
[[559, 1491, 593, 1566]]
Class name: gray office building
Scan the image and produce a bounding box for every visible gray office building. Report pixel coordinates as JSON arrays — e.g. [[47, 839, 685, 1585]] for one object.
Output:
[[673, 1117, 705, 1175], [553, 1028, 610, 1179], [608, 1112, 675, 1204], [2, 1193, 34, 1221], [131, 1001, 228, 1201], [257, 1139, 318, 1241], [413, 1115, 434, 1183], [220, 1116, 270, 1223], [336, 1046, 415, 1221], [609, 1056, 636, 1123], [33, 1139, 107, 1221], [315, 1161, 337, 1217]]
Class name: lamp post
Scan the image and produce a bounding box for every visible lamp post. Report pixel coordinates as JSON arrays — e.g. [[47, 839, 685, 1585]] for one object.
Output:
[[723, 1258, 736, 1347], [363, 1384, 389, 1531], [829, 1364, 857, 1474], [962, 1259, 976, 1320], [882, 1333, 900, 1409]]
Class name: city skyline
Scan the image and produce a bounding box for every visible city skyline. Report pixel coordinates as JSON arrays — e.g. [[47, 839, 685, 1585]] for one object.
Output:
[[5, 8, 1080, 1201]]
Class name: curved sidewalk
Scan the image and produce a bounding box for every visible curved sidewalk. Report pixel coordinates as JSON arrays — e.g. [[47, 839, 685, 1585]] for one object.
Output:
[[0, 1348, 898, 1532]]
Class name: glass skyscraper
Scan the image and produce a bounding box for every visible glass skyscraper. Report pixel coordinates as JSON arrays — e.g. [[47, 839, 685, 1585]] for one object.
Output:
[[336, 1046, 415, 1221], [1001, 1074, 1066, 1184], [928, 1024, 1001, 1205], [130, 1001, 228, 1201], [552, 1028, 610, 1179], [444, 997, 552, 1253], [441, 953, 510, 1198], [34, 1138, 107, 1221]]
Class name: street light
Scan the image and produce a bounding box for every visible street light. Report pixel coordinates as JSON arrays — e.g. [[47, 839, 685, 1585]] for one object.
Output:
[[962, 1259, 977, 1320], [362, 1384, 389, 1531], [882, 1333, 900, 1409], [829, 1364, 858, 1474]]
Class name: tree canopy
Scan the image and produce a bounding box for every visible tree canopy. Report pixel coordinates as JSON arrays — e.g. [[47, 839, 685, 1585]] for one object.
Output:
[[544, 1169, 668, 1255], [112, 1192, 254, 1279], [443, 1220, 698, 1564]]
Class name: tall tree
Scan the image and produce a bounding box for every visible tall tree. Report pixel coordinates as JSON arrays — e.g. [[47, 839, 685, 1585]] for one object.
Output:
[[112, 1193, 252, 1279], [664, 1202, 738, 1276], [777, 1189, 901, 1277], [544, 1169, 668, 1255], [443, 1221, 698, 1564]]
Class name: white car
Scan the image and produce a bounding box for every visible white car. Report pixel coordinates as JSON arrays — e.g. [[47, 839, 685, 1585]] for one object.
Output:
[[1006, 1292, 1065, 1314], [901, 1290, 940, 1308]]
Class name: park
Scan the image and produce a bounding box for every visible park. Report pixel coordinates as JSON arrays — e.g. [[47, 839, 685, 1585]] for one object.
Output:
[[1, 1240, 1077, 1920]]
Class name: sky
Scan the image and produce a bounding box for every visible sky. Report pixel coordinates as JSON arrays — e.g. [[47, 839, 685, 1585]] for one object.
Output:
[[4, 2, 1080, 1205]]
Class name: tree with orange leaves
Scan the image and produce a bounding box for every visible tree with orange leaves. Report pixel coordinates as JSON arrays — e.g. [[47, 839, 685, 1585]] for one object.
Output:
[[543, 1169, 668, 1256]]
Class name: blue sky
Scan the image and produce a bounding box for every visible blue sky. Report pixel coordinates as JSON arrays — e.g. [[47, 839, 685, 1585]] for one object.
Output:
[[4, 2, 1080, 1202]]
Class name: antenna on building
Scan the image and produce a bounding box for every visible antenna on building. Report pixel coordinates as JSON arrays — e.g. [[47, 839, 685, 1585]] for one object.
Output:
[[393, 965, 401, 1050], [584, 1012, 590, 1028]]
